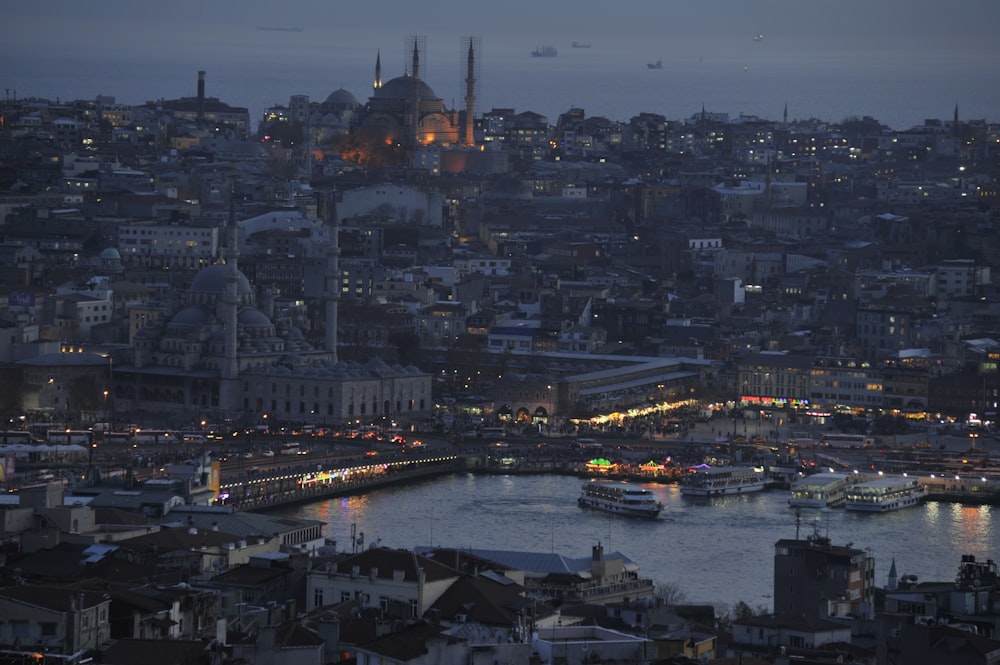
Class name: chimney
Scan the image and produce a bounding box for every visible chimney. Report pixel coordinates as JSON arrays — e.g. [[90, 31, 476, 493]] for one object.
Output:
[[197, 71, 206, 101]]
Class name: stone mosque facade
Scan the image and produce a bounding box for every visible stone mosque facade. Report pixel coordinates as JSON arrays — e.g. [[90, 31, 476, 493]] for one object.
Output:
[[307, 37, 477, 150], [113, 205, 431, 427]]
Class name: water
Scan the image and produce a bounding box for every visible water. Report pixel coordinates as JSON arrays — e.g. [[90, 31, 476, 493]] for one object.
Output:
[[276, 473, 999, 612], [2, 28, 997, 132]]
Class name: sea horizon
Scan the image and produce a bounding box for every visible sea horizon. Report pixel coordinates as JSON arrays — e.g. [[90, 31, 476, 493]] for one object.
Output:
[[2, 29, 997, 133]]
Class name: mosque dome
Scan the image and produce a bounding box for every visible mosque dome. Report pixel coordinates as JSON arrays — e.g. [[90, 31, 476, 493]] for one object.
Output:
[[374, 75, 439, 102], [323, 88, 360, 108], [100, 247, 121, 260], [189, 264, 253, 297], [237, 308, 273, 329], [168, 306, 214, 328]]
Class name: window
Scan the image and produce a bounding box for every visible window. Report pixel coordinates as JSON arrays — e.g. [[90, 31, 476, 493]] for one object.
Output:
[[341, 591, 351, 603], [40, 622, 56, 637], [379, 596, 389, 612], [314, 588, 324, 608]]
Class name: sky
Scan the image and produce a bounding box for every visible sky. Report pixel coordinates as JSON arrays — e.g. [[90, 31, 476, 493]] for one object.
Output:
[[4, 0, 1000, 56]]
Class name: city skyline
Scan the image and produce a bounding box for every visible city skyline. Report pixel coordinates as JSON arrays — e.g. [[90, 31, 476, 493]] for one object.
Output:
[[3, 0, 999, 131]]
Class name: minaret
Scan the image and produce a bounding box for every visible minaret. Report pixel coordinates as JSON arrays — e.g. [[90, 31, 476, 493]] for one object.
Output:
[[463, 37, 477, 147], [410, 36, 423, 146], [953, 103, 960, 137], [887, 557, 898, 591], [783, 101, 788, 125], [373, 50, 382, 93], [197, 70, 206, 120], [220, 193, 240, 411], [324, 192, 340, 361]]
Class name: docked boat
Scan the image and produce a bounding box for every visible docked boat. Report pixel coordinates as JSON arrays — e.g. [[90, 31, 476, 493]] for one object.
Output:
[[531, 45, 558, 58], [680, 466, 767, 497], [788, 472, 854, 508], [844, 476, 926, 513], [578, 481, 663, 518]]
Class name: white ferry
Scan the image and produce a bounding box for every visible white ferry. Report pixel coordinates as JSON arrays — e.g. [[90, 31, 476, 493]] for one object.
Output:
[[578, 481, 663, 518], [844, 476, 926, 512], [680, 466, 767, 497], [788, 472, 854, 508]]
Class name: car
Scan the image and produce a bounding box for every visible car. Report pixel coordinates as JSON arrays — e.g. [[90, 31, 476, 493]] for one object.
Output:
[[261, 449, 275, 457]]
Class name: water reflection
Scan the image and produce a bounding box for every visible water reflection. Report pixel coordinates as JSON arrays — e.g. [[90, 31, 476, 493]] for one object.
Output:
[[276, 473, 1000, 609]]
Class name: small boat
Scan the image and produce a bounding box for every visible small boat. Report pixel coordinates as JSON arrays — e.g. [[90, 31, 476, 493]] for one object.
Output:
[[844, 477, 926, 513], [754, 33, 765, 42], [257, 26, 304, 32], [788, 472, 855, 508], [531, 45, 558, 58], [680, 466, 767, 497], [647, 60, 663, 69], [578, 481, 663, 518], [571, 42, 591, 48]]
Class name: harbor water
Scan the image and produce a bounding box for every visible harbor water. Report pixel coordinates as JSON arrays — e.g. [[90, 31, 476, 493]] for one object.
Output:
[[276, 473, 998, 612]]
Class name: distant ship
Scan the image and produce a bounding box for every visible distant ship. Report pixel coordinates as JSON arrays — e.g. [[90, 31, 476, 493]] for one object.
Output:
[[257, 26, 304, 32], [571, 42, 591, 48], [647, 60, 663, 69], [754, 33, 765, 42], [531, 45, 558, 57]]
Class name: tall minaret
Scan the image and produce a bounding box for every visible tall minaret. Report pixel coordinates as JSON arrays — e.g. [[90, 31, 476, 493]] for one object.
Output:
[[409, 36, 423, 146], [324, 192, 340, 361], [373, 50, 382, 93], [220, 193, 240, 412], [463, 37, 477, 147]]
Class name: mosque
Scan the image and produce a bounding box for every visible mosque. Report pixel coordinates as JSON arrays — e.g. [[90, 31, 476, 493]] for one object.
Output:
[[308, 37, 477, 150], [112, 201, 431, 428]]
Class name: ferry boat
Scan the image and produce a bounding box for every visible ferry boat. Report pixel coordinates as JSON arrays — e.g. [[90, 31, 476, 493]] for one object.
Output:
[[788, 472, 854, 508], [531, 45, 558, 58], [844, 477, 926, 513], [578, 481, 663, 518], [680, 466, 767, 497]]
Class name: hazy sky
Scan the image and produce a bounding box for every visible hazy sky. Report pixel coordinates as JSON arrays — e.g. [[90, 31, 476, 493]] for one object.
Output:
[[3, 0, 998, 128], [4, 0, 1000, 54]]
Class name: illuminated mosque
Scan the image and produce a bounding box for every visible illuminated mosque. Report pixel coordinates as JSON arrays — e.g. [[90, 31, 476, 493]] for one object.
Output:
[[113, 201, 431, 427], [356, 37, 477, 148]]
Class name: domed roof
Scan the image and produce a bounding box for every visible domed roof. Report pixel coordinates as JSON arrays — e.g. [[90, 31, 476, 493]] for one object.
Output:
[[374, 75, 438, 101], [169, 306, 214, 328], [189, 264, 253, 296], [100, 247, 121, 259], [237, 307, 272, 328], [324, 88, 360, 107]]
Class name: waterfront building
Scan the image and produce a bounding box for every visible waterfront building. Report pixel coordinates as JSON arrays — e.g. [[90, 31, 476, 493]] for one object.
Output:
[[773, 532, 875, 621]]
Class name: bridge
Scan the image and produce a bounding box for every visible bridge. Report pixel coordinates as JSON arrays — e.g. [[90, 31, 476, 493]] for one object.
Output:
[[218, 453, 465, 511]]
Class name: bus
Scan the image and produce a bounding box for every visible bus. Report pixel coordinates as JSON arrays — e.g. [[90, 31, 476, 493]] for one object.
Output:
[[280, 442, 305, 455], [820, 433, 875, 449], [0, 431, 31, 445], [46, 430, 93, 445]]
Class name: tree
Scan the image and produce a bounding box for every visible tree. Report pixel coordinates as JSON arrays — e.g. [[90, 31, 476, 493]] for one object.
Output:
[[653, 580, 688, 607]]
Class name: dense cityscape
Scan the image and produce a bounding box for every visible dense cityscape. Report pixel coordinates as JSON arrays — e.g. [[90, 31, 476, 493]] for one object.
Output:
[[1, 32, 1000, 665]]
